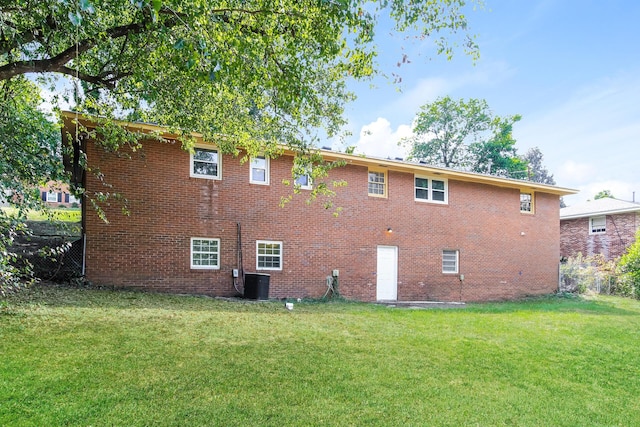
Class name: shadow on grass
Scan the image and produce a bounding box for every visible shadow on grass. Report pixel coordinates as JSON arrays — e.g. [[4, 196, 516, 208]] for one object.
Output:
[[4, 283, 639, 317], [1, 282, 374, 315]]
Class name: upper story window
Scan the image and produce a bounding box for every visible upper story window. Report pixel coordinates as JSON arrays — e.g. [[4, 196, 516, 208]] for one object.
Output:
[[191, 146, 221, 180], [368, 169, 387, 197], [442, 250, 459, 274], [294, 172, 312, 190], [256, 240, 282, 270], [520, 192, 533, 213], [191, 238, 220, 269], [590, 216, 606, 234], [415, 175, 448, 204], [250, 155, 270, 185]]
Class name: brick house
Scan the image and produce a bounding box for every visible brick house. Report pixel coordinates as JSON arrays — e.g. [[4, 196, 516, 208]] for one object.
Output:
[[40, 181, 81, 208], [560, 198, 640, 261], [62, 112, 576, 302]]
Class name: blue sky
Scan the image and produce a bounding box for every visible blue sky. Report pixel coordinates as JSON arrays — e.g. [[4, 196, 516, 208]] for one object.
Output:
[[338, 0, 640, 206]]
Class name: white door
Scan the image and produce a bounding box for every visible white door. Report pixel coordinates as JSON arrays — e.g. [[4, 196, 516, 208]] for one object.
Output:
[[376, 246, 398, 301]]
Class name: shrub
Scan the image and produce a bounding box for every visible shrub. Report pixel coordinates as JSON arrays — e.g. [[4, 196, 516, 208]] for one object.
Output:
[[619, 231, 640, 299]]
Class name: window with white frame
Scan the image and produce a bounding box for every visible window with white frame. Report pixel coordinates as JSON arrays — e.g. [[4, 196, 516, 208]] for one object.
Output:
[[590, 216, 606, 234], [520, 192, 533, 213], [415, 175, 448, 204], [250, 155, 270, 184], [294, 172, 312, 190], [191, 238, 220, 269], [256, 240, 282, 270], [442, 250, 459, 274], [368, 169, 386, 197], [191, 147, 221, 179], [46, 191, 59, 203]]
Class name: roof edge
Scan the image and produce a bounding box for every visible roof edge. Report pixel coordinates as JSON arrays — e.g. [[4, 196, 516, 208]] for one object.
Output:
[[61, 111, 579, 197]]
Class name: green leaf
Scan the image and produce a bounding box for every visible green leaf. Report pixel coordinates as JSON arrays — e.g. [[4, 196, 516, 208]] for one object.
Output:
[[68, 11, 82, 26]]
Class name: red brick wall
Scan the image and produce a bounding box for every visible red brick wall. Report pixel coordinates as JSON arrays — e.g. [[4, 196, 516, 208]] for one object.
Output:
[[560, 212, 639, 261], [83, 137, 562, 302]]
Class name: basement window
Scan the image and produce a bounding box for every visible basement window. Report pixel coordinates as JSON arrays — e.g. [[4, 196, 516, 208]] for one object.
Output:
[[191, 238, 220, 269], [442, 250, 459, 274], [257, 241, 282, 270]]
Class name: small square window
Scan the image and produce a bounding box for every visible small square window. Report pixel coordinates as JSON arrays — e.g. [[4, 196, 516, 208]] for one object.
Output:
[[251, 155, 270, 185], [442, 250, 459, 274], [191, 238, 220, 269], [191, 147, 221, 179], [368, 170, 386, 197], [590, 216, 606, 234], [257, 241, 282, 270], [294, 173, 312, 190], [520, 192, 533, 213]]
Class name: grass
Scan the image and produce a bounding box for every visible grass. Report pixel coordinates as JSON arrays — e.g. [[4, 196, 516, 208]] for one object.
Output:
[[1, 206, 81, 223], [2, 286, 640, 426]]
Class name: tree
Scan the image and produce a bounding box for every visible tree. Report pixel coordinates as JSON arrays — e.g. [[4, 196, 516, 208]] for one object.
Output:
[[403, 96, 491, 168], [403, 96, 524, 176], [1, 0, 477, 154], [594, 190, 614, 200], [0, 77, 62, 294], [520, 147, 555, 185], [468, 115, 527, 177]]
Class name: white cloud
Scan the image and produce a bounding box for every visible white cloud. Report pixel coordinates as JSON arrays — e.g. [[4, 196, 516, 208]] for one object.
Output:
[[563, 179, 640, 206], [350, 117, 413, 159]]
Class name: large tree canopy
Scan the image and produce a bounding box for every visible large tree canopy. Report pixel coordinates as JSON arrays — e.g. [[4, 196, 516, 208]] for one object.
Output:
[[1, 0, 478, 153], [402, 96, 526, 178]]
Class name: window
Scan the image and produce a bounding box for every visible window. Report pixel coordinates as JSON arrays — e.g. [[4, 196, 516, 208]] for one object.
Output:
[[191, 238, 220, 269], [191, 147, 221, 179], [294, 173, 312, 190], [256, 241, 282, 270], [368, 169, 387, 197], [442, 250, 459, 274], [250, 155, 270, 185], [46, 191, 59, 203], [590, 216, 606, 234], [415, 176, 448, 204], [520, 192, 533, 213]]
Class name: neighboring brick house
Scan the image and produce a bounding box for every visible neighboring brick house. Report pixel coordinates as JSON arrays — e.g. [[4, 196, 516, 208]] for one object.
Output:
[[62, 112, 576, 302], [560, 198, 640, 261], [40, 181, 81, 208]]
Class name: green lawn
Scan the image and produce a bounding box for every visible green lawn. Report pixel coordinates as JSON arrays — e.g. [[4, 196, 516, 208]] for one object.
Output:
[[1, 206, 81, 223], [2, 286, 640, 426]]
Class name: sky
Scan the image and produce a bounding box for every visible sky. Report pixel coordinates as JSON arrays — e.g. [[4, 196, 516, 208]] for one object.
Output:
[[336, 0, 640, 207]]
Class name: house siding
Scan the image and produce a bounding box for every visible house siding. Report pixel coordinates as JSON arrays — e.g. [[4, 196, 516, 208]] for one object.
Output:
[[82, 136, 563, 303], [560, 212, 640, 261]]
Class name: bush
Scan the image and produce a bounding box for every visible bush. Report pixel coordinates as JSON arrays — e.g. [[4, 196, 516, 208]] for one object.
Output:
[[619, 231, 640, 299]]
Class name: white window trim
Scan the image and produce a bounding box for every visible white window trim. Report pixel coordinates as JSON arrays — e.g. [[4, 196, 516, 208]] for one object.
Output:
[[442, 250, 459, 274], [520, 192, 534, 213], [250, 155, 270, 185], [368, 169, 387, 198], [256, 240, 283, 271], [414, 175, 448, 204], [190, 237, 220, 270], [294, 173, 313, 190], [190, 145, 222, 180], [46, 191, 59, 203], [589, 216, 606, 235]]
